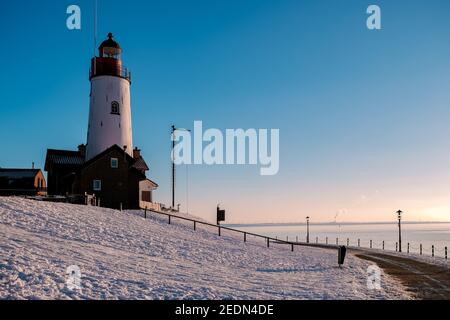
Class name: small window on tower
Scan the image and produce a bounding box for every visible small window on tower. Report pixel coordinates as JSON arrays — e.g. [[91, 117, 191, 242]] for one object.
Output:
[[111, 101, 120, 115], [111, 158, 118, 168]]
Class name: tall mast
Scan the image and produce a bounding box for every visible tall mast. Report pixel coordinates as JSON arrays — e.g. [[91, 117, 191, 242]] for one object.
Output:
[[93, 0, 97, 57]]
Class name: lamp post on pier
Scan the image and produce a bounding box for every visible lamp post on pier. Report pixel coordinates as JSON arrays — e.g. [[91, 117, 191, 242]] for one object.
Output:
[[397, 210, 403, 253], [306, 216, 310, 244]]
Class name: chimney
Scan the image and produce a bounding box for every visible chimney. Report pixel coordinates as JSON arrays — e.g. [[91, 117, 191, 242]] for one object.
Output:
[[78, 144, 86, 158], [32, 162, 35, 169], [133, 147, 141, 159]]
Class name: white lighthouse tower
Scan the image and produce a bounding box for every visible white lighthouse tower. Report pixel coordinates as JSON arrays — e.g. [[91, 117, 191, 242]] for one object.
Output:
[[86, 33, 133, 160]]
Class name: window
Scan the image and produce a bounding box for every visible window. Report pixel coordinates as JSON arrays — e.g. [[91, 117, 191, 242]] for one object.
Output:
[[111, 158, 118, 168], [111, 101, 120, 115], [142, 191, 152, 202], [93, 180, 102, 191]]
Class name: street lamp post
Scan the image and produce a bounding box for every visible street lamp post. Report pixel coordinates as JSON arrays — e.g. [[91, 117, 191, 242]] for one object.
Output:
[[306, 216, 310, 244], [171, 126, 176, 209], [171, 125, 191, 210], [397, 210, 403, 253]]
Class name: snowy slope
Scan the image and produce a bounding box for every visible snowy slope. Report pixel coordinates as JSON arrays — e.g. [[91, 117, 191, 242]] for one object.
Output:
[[0, 197, 411, 300]]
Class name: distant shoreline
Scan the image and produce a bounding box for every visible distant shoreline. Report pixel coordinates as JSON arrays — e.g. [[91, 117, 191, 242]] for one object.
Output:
[[225, 221, 450, 228]]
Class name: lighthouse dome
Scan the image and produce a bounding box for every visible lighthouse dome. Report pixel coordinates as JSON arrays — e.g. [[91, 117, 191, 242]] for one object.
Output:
[[99, 33, 122, 58]]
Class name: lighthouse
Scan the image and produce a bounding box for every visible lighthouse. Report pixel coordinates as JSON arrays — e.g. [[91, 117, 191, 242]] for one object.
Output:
[[86, 33, 133, 160], [44, 32, 159, 210]]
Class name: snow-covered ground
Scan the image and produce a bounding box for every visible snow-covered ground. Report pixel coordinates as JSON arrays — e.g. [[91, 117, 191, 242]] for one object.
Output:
[[0, 197, 411, 300]]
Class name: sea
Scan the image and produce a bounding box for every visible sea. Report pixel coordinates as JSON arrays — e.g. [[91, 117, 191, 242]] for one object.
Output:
[[228, 222, 450, 258]]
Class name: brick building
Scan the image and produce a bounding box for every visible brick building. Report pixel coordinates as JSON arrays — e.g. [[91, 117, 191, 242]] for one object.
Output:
[[0, 169, 46, 196]]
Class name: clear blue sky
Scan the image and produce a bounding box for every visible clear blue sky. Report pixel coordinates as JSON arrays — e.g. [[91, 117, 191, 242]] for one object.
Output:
[[1, 0, 450, 223]]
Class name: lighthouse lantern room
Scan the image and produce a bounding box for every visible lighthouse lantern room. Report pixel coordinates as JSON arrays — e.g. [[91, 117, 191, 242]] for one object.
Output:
[[86, 33, 133, 160]]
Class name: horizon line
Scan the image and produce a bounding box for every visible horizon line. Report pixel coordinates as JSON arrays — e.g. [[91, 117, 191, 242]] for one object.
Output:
[[224, 220, 450, 227]]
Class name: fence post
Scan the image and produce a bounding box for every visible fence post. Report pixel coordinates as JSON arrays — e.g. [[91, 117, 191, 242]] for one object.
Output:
[[358, 239, 360, 247], [446, 247, 448, 260], [267, 238, 270, 248], [382, 241, 385, 250], [336, 238, 339, 245], [326, 237, 328, 245], [296, 236, 298, 243], [396, 242, 398, 252], [218, 226, 221, 237], [291, 243, 294, 252], [194, 221, 196, 231], [370, 240, 372, 249], [144, 207, 147, 219], [244, 232, 247, 243], [347, 238, 349, 246], [432, 245, 435, 257], [407, 243, 410, 254], [316, 237, 318, 244], [420, 244, 423, 255], [168, 215, 171, 225]]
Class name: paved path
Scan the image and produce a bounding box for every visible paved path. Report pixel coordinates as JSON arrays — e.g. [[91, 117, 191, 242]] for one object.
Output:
[[263, 240, 450, 299], [354, 250, 450, 300]]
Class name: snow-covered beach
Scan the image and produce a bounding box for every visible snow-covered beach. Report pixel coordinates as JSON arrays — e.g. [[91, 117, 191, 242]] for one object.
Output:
[[0, 197, 411, 300]]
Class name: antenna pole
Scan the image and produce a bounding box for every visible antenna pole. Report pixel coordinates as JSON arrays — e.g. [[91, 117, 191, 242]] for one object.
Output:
[[94, 0, 97, 57]]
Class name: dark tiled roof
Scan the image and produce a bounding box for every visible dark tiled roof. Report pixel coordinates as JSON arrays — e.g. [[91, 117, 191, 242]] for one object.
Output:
[[45, 149, 85, 171], [0, 169, 41, 179], [132, 156, 149, 171], [82, 145, 133, 168], [82, 145, 149, 173]]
